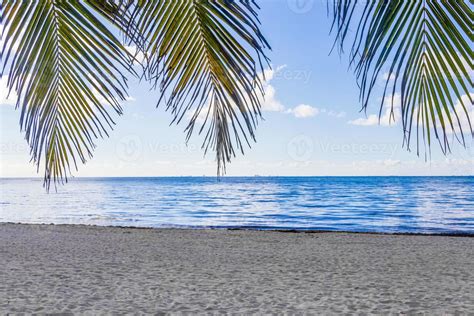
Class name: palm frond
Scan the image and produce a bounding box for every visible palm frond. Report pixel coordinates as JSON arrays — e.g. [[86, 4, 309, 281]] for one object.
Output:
[[1, 1, 133, 189], [126, 0, 270, 175], [331, 0, 473, 157]]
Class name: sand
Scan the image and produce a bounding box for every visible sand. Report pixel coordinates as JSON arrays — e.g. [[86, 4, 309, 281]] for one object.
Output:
[[1, 223, 473, 314]]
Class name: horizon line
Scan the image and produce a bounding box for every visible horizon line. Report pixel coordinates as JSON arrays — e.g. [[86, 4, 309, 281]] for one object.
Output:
[[1, 175, 473, 179]]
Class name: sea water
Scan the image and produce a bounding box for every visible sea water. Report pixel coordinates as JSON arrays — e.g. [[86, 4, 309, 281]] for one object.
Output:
[[1, 177, 473, 234]]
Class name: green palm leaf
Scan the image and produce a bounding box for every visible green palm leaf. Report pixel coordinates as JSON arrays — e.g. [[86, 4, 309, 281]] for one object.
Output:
[[125, 0, 270, 175], [1, 1, 134, 189], [331, 0, 473, 156]]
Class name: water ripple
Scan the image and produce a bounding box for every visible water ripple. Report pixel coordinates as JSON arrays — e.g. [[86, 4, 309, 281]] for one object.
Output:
[[0, 177, 473, 234]]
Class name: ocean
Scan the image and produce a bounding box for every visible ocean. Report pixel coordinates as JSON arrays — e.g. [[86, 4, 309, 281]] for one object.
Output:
[[1, 176, 473, 234]]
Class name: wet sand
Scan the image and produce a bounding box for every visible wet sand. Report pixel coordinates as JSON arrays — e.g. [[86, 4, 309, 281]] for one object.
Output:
[[1, 223, 473, 314]]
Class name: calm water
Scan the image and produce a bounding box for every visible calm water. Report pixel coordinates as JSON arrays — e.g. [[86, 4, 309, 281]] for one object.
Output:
[[1, 177, 473, 234]]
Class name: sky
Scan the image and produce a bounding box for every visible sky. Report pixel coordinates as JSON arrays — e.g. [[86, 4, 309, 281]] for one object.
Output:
[[1, 1, 473, 177]]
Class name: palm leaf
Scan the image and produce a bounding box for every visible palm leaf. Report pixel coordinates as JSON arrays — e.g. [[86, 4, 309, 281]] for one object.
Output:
[[331, 0, 473, 157], [1, 0, 134, 189], [125, 0, 270, 175]]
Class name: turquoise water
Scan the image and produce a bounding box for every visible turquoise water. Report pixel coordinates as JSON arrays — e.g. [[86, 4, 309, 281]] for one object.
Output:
[[1, 177, 473, 234]]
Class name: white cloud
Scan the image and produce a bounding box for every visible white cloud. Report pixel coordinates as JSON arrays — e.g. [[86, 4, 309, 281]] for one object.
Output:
[[125, 45, 146, 64], [0, 25, 4, 48], [185, 64, 322, 123], [0, 24, 21, 54], [327, 110, 346, 118], [383, 159, 401, 167], [87, 74, 135, 106], [261, 84, 285, 112], [442, 52, 474, 78], [349, 93, 401, 127], [455, 94, 474, 132], [188, 105, 211, 125], [186, 64, 288, 123], [442, 93, 473, 135], [258, 66, 323, 119], [259, 65, 286, 112], [0, 23, 28, 105], [260, 64, 286, 82], [382, 72, 396, 81], [349, 92, 473, 139], [286, 104, 319, 118], [320, 108, 346, 118], [0, 76, 18, 105], [91, 89, 135, 106], [349, 114, 380, 126]]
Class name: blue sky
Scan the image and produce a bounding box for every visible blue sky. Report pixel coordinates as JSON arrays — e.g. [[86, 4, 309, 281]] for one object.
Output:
[[1, 1, 473, 177]]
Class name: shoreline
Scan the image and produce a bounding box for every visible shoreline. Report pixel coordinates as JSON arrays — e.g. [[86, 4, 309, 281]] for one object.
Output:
[[2, 222, 474, 313], [2, 175, 473, 179], [2, 221, 473, 237]]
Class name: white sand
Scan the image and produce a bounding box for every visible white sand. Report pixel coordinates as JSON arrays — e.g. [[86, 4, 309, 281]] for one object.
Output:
[[1, 223, 473, 314]]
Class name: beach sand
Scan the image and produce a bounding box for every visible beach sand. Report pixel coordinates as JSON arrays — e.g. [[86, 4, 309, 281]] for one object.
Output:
[[1, 223, 473, 314]]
